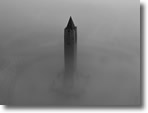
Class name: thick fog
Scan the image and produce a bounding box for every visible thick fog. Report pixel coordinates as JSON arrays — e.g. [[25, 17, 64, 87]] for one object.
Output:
[[0, 0, 140, 106]]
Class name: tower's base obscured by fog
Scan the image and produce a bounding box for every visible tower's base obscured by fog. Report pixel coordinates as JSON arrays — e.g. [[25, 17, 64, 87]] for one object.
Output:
[[50, 70, 90, 101]]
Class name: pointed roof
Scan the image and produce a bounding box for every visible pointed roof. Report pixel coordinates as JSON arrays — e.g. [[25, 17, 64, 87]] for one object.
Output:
[[66, 16, 75, 29]]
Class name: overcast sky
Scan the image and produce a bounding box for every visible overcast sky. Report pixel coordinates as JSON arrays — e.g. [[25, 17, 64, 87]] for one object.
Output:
[[0, 0, 140, 106], [0, 0, 139, 54]]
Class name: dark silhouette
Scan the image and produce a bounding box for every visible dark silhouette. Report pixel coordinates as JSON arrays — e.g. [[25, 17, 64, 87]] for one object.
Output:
[[50, 17, 87, 100], [64, 16, 77, 77], [50, 17, 78, 96]]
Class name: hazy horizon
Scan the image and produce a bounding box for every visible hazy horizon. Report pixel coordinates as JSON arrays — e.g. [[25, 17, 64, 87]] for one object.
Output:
[[0, 0, 140, 106]]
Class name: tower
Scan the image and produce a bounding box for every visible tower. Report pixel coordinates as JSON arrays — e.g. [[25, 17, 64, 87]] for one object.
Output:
[[64, 16, 77, 76], [50, 17, 88, 97]]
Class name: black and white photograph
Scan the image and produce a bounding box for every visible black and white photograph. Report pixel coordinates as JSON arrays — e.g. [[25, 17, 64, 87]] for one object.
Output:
[[0, 0, 140, 107]]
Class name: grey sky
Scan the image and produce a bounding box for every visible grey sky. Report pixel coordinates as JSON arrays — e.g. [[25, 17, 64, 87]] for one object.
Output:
[[0, 0, 139, 52], [0, 0, 140, 106]]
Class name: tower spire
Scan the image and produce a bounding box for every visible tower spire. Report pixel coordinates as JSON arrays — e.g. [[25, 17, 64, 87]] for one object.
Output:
[[66, 16, 75, 29], [64, 16, 77, 75]]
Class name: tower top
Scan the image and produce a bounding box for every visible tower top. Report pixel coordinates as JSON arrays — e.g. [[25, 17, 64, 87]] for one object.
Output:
[[66, 16, 76, 29]]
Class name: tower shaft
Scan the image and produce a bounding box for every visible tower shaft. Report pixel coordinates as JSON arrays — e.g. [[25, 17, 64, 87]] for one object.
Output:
[[64, 17, 77, 76]]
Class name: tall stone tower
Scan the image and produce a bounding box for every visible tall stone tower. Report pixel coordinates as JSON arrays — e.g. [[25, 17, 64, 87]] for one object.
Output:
[[64, 16, 77, 76]]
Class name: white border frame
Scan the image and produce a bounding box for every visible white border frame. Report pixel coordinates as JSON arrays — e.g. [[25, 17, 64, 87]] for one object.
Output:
[[0, 0, 145, 112]]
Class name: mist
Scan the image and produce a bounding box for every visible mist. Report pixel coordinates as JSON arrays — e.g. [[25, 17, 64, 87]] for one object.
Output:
[[0, 0, 140, 106]]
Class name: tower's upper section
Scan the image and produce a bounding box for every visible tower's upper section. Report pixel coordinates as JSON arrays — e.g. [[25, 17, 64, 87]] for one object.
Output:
[[65, 16, 76, 29], [64, 16, 77, 43]]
